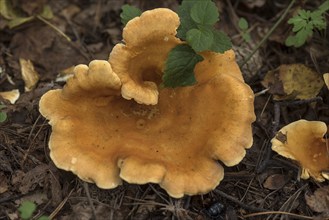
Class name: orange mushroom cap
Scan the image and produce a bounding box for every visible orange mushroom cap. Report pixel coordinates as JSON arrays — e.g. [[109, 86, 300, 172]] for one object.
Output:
[[39, 9, 255, 198], [109, 8, 181, 105], [272, 120, 329, 182]]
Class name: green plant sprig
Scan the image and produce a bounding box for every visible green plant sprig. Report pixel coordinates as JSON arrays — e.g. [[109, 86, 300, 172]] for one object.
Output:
[[18, 201, 50, 220], [120, 0, 232, 88], [285, 0, 329, 47]]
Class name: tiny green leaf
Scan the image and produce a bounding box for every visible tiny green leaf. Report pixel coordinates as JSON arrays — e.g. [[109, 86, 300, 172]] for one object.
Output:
[[186, 27, 214, 52], [120, 4, 142, 26], [18, 201, 36, 220], [0, 112, 6, 123], [39, 5, 53, 19], [210, 30, 232, 53], [190, 1, 219, 25], [38, 216, 50, 220], [318, 0, 329, 13], [238, 17, 249, 30], [162, 44, 204, 88]]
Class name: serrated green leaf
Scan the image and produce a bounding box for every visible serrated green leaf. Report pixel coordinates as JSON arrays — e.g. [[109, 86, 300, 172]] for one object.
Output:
[[310, 11, 326, 30], [162, 44, 204, 88], [292, 19, 306, 32], [177, 0, 199, 39], [39, 5, 53, 19], [186, 27, 214, 52], [120, 4, 142, 26], [298, 9, 311, 19], [238, 17, 249, 30], [210, 30, 232, 53], [318, 0, 329, 13], [190, 1, 219, 25], [18, 201, 36, 220]]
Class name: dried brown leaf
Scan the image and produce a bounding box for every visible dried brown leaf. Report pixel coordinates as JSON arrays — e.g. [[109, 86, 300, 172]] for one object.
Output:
[[305, 186, 329, 213], [19, 58, 39, 92], [19, 164, 49, 194], [262, 64, 324, 100], [263, 174, 289, 190], [0, 89, 20, 104]]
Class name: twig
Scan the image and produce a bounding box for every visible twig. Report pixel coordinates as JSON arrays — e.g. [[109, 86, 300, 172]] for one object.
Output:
[[83, 182, 98, 220], [49, 189, 74, 219], [36, 15, 71, 42], [243, 211, 314, 219], [214, 189, 267, 212], [239, 0, 297, 67]]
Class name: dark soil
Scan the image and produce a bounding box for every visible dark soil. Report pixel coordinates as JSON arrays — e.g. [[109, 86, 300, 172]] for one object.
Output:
[[0, 0, 328, 219]]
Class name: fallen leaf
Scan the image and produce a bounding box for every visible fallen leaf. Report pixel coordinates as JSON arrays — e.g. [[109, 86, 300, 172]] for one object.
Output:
[[0, 172, 9, 194], [10, 24, 89, 80], [305, 186, 329, 213], [0, 89, 20, 104], [324, 73, 329, 89], [18, 164, 49, 194], [262, 64, 324, 100], [263, 174, 289, 190], [19, 58, 39, 92]]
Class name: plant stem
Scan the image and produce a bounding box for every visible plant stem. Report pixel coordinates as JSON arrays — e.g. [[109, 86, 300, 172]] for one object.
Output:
[[36, 15, 71, 42], [239, 0, 296, 67]]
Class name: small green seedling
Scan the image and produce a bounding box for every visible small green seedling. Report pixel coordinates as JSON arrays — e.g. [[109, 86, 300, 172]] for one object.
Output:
[[238, 17, 251, 42], [120, 0, 232, 88], [18, 201, 49, 220], [285, 0, 329, 47], [0, 104, 7, 123]]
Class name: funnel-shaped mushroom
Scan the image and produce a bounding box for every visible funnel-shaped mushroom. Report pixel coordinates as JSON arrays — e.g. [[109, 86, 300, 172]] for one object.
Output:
[[39, 9, 255, 198], [109, 8, 181, 105], [272, 120, 329, 181]]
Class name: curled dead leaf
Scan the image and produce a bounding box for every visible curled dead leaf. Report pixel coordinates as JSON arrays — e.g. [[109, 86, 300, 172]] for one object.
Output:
[[19, 58, 39, 92], [0, 89, 20, 104]]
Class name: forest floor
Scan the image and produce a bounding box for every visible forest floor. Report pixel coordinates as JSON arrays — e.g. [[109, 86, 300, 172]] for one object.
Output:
[[0, 0, 329, 219]]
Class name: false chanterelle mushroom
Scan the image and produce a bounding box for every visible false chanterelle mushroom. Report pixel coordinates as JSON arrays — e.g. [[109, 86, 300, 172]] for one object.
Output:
[[39, 8, 255, 198], [272, 120, 329, 181]]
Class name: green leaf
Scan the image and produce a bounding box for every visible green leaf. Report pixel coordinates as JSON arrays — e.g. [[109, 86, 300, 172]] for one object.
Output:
[[186, 27, 214, 52], [242, 33, 251, 42], [38, 216, 50, 220], [285, 35, 297, 47], [162, 44, 204, 88], [190, 1, 219, 25], [18, 201, 36, 220], [120, 4, 142, 26], [8, 16, 33, 28], [318, 0, 329, 13], [0, 111, 6, 123], [291, 19, 306, 32], [176, 0, 199, 39], [210, 30, 232, 53], [238, 17, 249, 30], [39, 5, 53, 19]]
